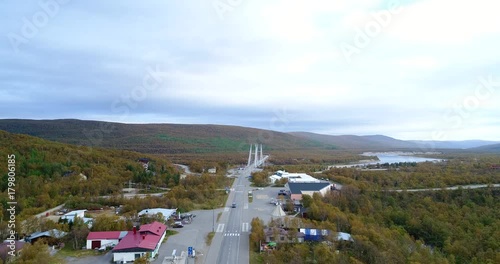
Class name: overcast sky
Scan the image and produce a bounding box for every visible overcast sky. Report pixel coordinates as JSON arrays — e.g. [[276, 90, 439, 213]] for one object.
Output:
[[1, 0, 499, 141]]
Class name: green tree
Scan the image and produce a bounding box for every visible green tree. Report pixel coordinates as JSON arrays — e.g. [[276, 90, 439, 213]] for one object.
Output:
[[92, 214, 126, 231], [249, 217, 265, 252], [68, 217, 89, 250], [15, 240, 63, 264]]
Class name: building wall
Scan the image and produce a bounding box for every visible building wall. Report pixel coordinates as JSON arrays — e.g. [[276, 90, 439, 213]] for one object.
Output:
[[318, 185, 332, 196], [298, 185, 332, 199], [151, 231, 167, 257], [112, 229, 166, 262], [113, 251, 147, 263], [290, 194, 303, 200], [301, 191, 317, 197], [86, 239, 119, 250]]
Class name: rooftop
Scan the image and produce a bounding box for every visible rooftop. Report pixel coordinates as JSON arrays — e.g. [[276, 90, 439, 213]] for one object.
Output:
[[112, 232, 160, 252], [139, 221, 166, 236], [26, 229, 67, 241], [287, 182, 332, 195], [87, 231, 127, 240], [112, 221, 166, 252], [138, 208, 177, 220], [270, 170, 320, 183]]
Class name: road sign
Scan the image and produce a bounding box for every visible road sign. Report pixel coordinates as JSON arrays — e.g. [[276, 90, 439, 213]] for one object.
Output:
[[188, 246, 193, 256]]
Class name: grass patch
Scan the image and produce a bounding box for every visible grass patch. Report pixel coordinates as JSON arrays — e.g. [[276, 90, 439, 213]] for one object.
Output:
[[205, 232, 215, 246], [250, 251, 264, 264], [56, 243, 105, 258], [217, 212, 222, 222], [162, 230, 179, 243]]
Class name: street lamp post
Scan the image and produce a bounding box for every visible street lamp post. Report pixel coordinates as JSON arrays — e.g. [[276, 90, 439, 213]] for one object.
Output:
[[212, 207, 215, 232]]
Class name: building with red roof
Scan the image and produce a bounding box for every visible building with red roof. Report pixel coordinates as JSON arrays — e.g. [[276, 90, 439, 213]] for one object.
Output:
[[86, 231, 127, 250], [112, 221, 167, 263], [138, 221, 165, 236]]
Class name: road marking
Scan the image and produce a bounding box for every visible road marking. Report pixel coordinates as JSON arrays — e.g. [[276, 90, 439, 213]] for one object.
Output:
[[256, 194, 268, 199], [223, 233, 240, 236], [244, 203, 248, 209], [242, 222, 249, 232], [224, 207, 229, 212], [216, 224, 225, 233]]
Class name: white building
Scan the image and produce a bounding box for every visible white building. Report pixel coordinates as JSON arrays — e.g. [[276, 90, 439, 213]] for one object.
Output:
[[60, 210, 93, 228], [86, 231, 127, 250], [138, 208, 177, 222], [286, 182, 334, 201], [112, 222, 167, 263], [269, 170, 320, 184]]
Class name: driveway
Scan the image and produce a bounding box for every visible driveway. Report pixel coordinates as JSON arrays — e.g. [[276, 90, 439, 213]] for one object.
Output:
[[64, 251, 113, 264]]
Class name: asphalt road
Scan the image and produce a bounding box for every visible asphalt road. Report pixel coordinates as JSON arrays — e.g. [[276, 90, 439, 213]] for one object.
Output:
[[391, 183, 500, 192], [204, 165, 253, 264], [216, 170, 249, 264]]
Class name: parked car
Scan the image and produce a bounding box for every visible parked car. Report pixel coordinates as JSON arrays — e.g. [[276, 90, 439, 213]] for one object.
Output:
[[231, 203, 236, 208], [172, 221, 184, 228]]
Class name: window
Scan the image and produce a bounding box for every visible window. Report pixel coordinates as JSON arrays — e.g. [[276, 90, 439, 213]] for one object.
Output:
[[135, 253, 141, 259]]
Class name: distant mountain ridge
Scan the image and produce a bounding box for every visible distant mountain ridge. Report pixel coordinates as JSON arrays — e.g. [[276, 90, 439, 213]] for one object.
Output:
[[408, 140, 500, 149], [0, 119, 329, 154], [288, 132, 420, 149], [0, 119, 497, 154], [467, 143, 500, 152]]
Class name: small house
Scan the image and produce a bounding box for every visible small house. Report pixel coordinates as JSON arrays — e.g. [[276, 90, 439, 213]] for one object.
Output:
[[60, 210, 93, 228], [138, 208, 177, 222], [24, 229, 67, 245], [112, 222, 167, 263], [138, 158, 150, 170], [86, 231, 127, 250]]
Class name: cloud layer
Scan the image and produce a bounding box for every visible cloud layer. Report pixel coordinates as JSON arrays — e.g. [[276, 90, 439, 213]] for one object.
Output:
[[1, 0, 499, 140]]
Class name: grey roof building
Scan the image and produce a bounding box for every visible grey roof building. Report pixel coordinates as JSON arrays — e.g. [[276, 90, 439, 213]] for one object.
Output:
[[286, 181, 333, 200]]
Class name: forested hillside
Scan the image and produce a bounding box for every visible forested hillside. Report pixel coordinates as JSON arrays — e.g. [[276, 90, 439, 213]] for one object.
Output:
[[0, 119, 330, 154], [256, 188, 500, 263], [252, 156, 500, 263], [0, 130, 178, 219]]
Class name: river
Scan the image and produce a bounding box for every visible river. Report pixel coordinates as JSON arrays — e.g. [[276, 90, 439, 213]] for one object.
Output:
[[331, 152, 444, 168]]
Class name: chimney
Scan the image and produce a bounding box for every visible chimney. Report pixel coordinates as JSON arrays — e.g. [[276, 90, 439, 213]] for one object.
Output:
[[142, 235, 145, 240], [133, 226, 136, 234]]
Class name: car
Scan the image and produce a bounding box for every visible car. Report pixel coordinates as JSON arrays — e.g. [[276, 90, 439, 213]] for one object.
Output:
[[172, 221, 184, 228], [231, 203, 236, 208]]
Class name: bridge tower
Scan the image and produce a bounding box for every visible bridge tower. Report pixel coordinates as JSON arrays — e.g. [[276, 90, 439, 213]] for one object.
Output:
[[247, 144, 253, 167]]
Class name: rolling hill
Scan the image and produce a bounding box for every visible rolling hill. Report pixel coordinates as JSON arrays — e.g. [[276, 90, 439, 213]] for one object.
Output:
[[289, 132, 420, 149], [0, 119, 497, 155], [409, 140, 500, 149], [467, 143, 500, 153], [0, 119, 330, 154], [0, 129, 178, 217]]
